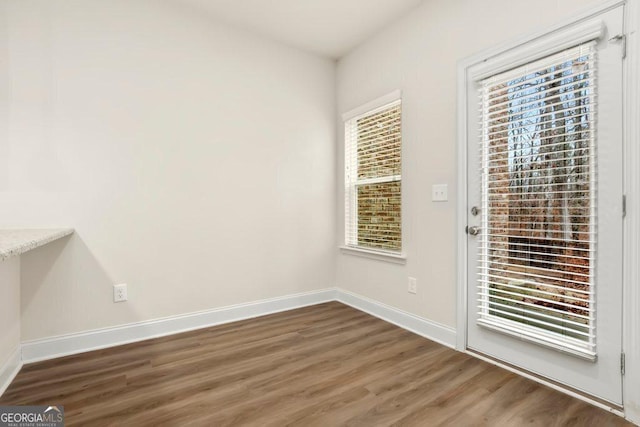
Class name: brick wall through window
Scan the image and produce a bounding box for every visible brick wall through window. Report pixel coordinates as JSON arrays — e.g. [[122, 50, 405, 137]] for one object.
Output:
[[345, 99, 402, 252]]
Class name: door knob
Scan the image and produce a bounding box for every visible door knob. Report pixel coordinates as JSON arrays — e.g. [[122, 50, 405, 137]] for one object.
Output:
[[467, 226, 481, 236]]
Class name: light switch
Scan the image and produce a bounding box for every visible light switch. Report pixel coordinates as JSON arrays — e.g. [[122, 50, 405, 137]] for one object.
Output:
[[432, 184, 448, 202]]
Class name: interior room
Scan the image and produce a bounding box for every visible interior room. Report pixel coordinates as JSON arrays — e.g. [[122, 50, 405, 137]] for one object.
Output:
[[1, 0, 638, 425]]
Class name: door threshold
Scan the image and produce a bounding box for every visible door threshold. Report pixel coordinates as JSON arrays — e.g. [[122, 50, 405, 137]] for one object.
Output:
[[466, 348, 625, 418]]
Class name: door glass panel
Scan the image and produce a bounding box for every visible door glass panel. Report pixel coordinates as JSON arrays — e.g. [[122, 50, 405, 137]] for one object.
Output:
[[478, 43, 596, 358]]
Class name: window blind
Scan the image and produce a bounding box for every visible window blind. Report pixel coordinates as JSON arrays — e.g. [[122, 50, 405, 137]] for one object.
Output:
[[345, 100, 402, 252], [477, 43, 597, 358]]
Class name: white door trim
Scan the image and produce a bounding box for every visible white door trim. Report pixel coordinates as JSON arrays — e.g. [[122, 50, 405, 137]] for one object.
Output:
[[622, 0, 640, 423], [456, 0, 639, 422]]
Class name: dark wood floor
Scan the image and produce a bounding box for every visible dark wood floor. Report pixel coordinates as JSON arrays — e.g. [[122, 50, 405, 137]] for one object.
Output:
[[0, 302, 631, 426]]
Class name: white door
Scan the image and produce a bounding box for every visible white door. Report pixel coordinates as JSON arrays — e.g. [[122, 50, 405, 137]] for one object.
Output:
[[465, 6, 624, 405]]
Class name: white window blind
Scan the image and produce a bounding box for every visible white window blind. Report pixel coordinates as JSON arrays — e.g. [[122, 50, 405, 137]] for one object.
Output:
[[477, 42, 597, 358], [345, 99, 402, 252]]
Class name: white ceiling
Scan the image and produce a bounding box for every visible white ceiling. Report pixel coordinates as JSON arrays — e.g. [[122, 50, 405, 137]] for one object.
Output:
[[175, 0, 425, 59]]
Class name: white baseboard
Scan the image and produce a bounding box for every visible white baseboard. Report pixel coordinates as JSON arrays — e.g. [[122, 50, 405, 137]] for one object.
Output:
[[21, 288, 337, 364], [19, 287, 456, 368], [20, 288, 457, 365], [336, 289, 457, 348], [0, 347, 23, 397]]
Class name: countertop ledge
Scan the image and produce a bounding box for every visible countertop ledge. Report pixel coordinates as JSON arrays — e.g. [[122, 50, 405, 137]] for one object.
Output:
[[0, 229, 74, 261]]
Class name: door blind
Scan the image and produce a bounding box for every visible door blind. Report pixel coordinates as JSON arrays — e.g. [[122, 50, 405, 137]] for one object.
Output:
[[477, 43, 597, 358], [345, 100, 402, 252]]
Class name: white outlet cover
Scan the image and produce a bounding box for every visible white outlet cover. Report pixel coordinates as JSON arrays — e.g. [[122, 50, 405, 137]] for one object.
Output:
[[113, 283, 128, 303], [432, 184, 448, 202]]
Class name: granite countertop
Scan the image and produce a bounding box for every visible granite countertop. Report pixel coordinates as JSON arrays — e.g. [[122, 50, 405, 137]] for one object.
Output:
[[0, 229, 75, 261]]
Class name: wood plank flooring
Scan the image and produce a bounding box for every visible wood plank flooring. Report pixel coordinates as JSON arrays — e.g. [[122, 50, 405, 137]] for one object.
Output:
[[0, 302, 631, 426]]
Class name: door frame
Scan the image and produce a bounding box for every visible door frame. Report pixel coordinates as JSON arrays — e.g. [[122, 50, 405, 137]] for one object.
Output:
[[455, 0, 640, 422]]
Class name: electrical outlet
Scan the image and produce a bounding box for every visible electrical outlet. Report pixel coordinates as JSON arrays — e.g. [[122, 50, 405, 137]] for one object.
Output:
[[113, 284, 128, 302], [432, 184, 448, 202], [408, 277, 417, 294]]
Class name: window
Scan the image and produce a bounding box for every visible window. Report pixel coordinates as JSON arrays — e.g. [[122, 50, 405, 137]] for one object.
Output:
[[478, 43, 596, 354], [344, 95, 402, 253]]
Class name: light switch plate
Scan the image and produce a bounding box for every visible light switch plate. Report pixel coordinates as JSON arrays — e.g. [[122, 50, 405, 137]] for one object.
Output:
[[408, 277, 417, 294], [432, 184, 448, 202]]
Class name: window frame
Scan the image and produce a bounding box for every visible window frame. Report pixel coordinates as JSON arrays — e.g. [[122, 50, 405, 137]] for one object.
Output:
[[341, 90, 405, 263]]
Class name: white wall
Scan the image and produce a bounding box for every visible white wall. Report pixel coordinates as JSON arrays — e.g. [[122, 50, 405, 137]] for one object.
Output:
[[0, 0, 336, 341], [0, 0, 7, 187], [0, 0, 19, 372], [336, 0, 609, 328], [0, 257, 20, 371]]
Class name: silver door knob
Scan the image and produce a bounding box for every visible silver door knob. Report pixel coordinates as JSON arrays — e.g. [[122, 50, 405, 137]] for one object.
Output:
[[467, 226, 481, 236]]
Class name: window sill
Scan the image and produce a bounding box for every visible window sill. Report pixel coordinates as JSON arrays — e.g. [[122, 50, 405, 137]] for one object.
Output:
[[339, 246, 407, 265]]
